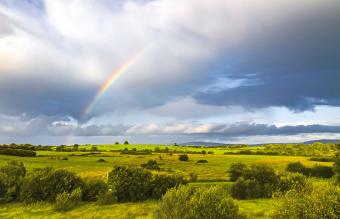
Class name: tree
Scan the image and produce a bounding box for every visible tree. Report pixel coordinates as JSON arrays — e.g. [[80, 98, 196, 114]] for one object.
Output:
[[155, 185, 245, 219], [108, 166, 152, 202], [124, 141, 129, 145], [141, 160, 160, 170], [229, 162, 248, 181], [178, 154, 189, 161], [82, 178, 108, 202]]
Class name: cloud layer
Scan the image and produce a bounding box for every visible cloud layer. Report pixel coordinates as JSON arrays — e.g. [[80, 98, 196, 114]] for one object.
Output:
[[0, 0, 340, 144]]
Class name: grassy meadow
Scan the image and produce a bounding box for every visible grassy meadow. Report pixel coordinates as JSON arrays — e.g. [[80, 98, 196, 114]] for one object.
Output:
[[0, 143, 337, 218]]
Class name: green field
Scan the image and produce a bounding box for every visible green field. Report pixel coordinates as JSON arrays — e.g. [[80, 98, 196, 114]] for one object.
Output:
[[0, 144, 336, 218]]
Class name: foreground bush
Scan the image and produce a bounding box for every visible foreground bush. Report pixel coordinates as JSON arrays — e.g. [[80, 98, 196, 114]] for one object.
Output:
[[0, 161, 26, 202], [276, 172, 307, 193], [155, 185, 245, 219], [178, 154, 189, 161], [82, 178, 108, 202], [20, 168, 83, 203], [334, 152, 340, 184], [97, 191, 117, 205], [108, 166, 153, 202], [54, 187, 82, 211], [273, 183, 340, 219], [108, 166, 186, 202], [230, 163, 278, 199]]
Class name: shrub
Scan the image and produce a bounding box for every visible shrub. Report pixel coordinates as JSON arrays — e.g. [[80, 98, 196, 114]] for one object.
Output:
[[273, 183, 340, 219], [20, 168, 83, 203], [230, 164, 278, 199], [108, 166, 153, 202], [335, 152, 340, 184], [178, 154, 189, 161], [0, 161, 26, 202], [151, 174, 187, 199], [196, 159, 208, 163], [54, 187, 82, 211], [229, 162, 248, 181], [141, 160, 160, 170], [310, 165, 334, 178], [277, 172, 307, 193], [97, 158, 106, 162], [97, 191, 117, 205], [82, 178, 108, 202], [286, 162, 308, 175], [155, 185, 245, 219]]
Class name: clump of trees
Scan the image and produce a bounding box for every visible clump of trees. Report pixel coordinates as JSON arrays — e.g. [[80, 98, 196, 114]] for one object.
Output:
[[286, 162, 334, 178], [155, 185, 245, 219], [0, 148, 36, 157], [108, 166, 186, 202], [230, 163, 279, 199]]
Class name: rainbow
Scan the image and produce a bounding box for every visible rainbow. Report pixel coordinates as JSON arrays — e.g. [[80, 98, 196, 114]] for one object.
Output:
[[82, 53, 141, 117]]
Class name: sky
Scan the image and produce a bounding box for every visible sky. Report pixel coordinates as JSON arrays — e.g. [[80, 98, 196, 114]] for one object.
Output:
[[0, 0, 340, 145]]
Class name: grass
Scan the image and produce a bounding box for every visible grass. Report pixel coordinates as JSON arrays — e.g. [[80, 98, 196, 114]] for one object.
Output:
[[0, 144, 335, 218]]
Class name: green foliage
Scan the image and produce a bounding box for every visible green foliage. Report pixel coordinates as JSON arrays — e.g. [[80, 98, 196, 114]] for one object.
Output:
[[108, 166, 186, 202], [178, 154, 189, 161], [273, 182, 340, 219], [156, 185, 245, 219], [276, 172, 307, 193], [141, 160, 160, 170], [230, 164, 278, 199], [20, 168, 83, 203], [53, 187, 82, 212], [286, 162, 334, 178], [334, 152, 340, 184], [97, 190, 117, 205], [229, 162, 248, 181], [82, 178, 108, 202], [108, 166, 153, 202], [0, 148, 36, 157], [0, 161, 26, 202], [151, 174, 187, 199]]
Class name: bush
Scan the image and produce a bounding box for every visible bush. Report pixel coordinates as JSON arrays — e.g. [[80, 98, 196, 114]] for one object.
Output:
[[286, 162, 308, 175], [335, 152, 340, 184], [0, 161, 26, 202], [141, 160, 160, 170], [178, 154, 189, 161], [277, 172, 307, 193], [155, 185, 245, 219], [273, 183, 340, 219], [54, 187, 82, 211], [108, 166, 153, 202], [97, 191, 117, 205], [151, 174, 187, 199], [230, 164, 278, 199], [82, 178, 108, 202], [229, 162, 248, 181], [20, 168, 83, 203], [97, 158, 106, 162], [196, 159, 208, 163]]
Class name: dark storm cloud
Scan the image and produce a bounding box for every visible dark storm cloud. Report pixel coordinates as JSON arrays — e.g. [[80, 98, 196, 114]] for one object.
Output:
[[196, 1, 340, 111]]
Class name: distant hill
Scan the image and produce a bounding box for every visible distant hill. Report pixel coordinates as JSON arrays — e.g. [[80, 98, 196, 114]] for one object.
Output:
[[179, 141, 227, 146], [302, 139, 340, 144]]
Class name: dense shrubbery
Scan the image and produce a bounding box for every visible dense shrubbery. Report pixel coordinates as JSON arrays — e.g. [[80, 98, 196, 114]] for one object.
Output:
[[108, 166, 186, 202], [0, 161, 26, 202], [20, 168, 83, 203], [54, 188, 82, 211], [82, 178, 108, 202], [230, 163, 279, 199], [273, 182, 340, 219], [156, 185, 245, 219], [0, 148, 36, 157], [308, 156, 334, 162], [335, 152, 340, 184], [276, 172, 307, 193], [178, 154, 189, 161], [286, 162, 334, 178], [229, 162, 248, 181]]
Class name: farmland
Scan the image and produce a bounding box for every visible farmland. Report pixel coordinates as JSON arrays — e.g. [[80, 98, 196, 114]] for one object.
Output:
[[0, 143, 338, 218]]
